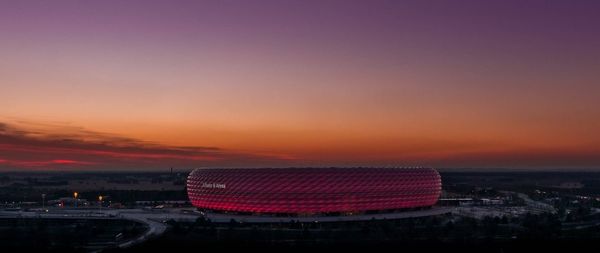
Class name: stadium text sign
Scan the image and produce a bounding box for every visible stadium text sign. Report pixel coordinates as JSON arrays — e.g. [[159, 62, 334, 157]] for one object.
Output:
[[202, 182, 226, 189]]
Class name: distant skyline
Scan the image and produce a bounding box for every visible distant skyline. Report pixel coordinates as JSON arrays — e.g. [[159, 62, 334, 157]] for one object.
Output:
[[2, 0, 600, 170]]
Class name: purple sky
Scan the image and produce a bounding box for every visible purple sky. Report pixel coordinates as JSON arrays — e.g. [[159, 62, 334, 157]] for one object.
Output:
[[1, 0, 600, 170]]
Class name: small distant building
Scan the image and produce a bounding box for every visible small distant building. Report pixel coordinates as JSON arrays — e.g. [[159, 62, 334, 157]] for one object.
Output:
[[481, 198, 504, 206], [48, 197, 89, 207], [109, 202, 125, 209], [554, 182, 584, 189], [438, 198, 474, 206], [135, 200, 190, 207]]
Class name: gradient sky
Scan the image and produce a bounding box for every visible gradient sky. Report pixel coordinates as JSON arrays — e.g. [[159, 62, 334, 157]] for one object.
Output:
[[1, 0, 600, 171]]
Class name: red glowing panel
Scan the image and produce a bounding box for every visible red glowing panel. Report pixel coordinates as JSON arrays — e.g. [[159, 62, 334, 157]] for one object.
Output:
[[187, 167, 442, 214]]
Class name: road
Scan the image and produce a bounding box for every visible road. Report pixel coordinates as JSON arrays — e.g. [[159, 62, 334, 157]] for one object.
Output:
[[203, 206, 454, 223], [0, 208, 200, 249]]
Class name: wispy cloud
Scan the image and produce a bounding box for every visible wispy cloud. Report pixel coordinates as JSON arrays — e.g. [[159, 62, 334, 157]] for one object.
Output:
[[0, 159, 97, 168], [0, 121, 297, 171]]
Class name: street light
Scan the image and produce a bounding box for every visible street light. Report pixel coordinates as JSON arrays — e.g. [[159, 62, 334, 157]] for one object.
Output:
[[98, 195, 103, 211], [73, 192, 78, 208]]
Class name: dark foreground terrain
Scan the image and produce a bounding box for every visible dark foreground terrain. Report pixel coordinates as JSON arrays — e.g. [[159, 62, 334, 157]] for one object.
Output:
[[0, 218, 145, 252], [3, 170, 600, 252], [103, 212, 599, 253]]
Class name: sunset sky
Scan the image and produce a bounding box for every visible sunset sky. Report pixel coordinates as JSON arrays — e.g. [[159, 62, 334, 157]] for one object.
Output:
[[1, 0, 600, 171]]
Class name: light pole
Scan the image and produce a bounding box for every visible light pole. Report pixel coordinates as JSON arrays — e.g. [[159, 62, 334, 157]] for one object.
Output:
[[73, 192, 78, 208], [41, 194, 46, 210], [98, 195, 103, 211]]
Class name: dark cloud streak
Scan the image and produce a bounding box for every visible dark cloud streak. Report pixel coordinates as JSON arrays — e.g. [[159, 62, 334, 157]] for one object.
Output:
[[0, 121, 297, 171]]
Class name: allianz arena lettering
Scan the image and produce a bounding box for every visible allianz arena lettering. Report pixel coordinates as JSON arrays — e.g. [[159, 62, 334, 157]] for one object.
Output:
[[201, 182, 226, 189]]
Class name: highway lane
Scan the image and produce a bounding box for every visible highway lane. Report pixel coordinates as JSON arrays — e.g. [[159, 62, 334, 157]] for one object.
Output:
[[0, 208, 200, 249], [202, 206, 454, 223]]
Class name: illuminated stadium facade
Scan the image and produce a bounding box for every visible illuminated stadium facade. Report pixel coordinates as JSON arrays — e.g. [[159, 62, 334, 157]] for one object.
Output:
[[187, 167, 442, 215]]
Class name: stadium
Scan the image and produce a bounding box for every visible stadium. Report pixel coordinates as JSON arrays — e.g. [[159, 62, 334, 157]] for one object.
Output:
[[187, 167, 442, 216]]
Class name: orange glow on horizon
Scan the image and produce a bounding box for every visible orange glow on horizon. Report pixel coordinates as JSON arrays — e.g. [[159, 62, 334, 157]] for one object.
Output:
[[2, 1, 600, 170]]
